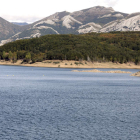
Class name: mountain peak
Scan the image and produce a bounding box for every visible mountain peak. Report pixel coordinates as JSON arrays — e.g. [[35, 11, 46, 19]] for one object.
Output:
[[107, 7, 115, 11], [87, 6, 115, 12], [1, 6, 140, 46]]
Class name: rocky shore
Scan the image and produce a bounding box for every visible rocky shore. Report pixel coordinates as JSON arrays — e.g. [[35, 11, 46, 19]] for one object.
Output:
[[72, 69, 132, 73], [131, 71, 140, 77]]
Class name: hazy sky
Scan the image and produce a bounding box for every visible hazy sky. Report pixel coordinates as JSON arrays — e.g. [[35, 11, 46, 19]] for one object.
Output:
[[1, 0, 140, 23]]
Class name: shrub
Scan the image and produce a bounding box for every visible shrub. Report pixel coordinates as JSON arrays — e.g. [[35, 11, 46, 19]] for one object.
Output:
[[53, 61, 60, 64]]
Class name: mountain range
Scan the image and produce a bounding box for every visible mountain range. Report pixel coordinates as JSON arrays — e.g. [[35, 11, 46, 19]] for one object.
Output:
[[11, 22, 29, 26], [1, 6, 140, 46]]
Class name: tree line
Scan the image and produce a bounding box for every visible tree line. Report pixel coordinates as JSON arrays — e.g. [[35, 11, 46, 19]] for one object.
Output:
[[0, 31, 140, 64]]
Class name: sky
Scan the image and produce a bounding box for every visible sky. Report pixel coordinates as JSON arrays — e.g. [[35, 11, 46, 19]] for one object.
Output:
[[1, 0, 140, 23]]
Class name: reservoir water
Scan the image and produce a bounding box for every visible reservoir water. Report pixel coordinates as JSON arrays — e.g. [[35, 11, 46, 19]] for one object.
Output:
[[0, 65, 140, 140]]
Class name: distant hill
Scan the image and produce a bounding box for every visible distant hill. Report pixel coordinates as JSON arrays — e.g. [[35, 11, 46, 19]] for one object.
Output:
[[0, 17, 30, 41], [1, 6, 140, 45], [11, 22, 29, 26], [0, 17, 31, 45]]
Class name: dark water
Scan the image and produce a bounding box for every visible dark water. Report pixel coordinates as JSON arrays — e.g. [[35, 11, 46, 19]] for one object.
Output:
[[0, 65, 140, 140]]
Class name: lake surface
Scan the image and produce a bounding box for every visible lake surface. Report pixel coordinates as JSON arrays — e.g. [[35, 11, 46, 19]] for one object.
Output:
[[0, 65, 140, 140]]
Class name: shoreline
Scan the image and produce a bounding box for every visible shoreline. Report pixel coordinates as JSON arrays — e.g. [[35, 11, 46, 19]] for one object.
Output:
[[0, 60, 140, 69], [72, 69, 132, 74], [131, 71, 140, 77]]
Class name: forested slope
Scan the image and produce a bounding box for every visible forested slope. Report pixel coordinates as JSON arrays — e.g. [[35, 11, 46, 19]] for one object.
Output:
[[0, 32, 140, 64]]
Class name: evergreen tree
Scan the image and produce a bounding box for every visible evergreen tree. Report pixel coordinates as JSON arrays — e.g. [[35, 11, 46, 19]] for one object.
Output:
[[8, 51, 13, 61], [25, 52, 31, 63], [12, 52, 17, 63], [2, 51, 6, 60]]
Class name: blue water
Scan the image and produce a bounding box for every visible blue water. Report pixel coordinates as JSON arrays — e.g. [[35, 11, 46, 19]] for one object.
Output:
[[0, 65, 140, 140]]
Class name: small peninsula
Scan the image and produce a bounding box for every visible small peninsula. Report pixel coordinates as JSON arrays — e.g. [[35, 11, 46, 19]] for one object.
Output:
[[72, 69, 132, 73], [131, 71, 140, 77]]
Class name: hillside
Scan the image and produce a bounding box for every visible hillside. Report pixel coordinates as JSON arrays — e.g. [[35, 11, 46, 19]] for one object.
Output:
[[0, 32, 140, 65], [1, 6, 140, 46], [0, 17, 30, 40], [0, 6, 129, 45]]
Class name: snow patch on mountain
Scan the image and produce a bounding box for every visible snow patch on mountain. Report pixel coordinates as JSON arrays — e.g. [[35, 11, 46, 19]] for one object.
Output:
[[62, 15, 82, 28]]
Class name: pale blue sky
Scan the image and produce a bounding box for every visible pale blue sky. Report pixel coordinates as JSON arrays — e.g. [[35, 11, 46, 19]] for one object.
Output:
[[1, 0, 140, 23]]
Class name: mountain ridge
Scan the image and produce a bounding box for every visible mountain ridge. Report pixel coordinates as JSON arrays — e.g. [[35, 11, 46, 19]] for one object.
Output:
[[11, 22, 29, 26], [1, 6, 140, 45]]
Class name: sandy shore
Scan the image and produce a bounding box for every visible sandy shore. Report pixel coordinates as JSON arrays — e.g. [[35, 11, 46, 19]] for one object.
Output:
[[0, 60, 140, 69]]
